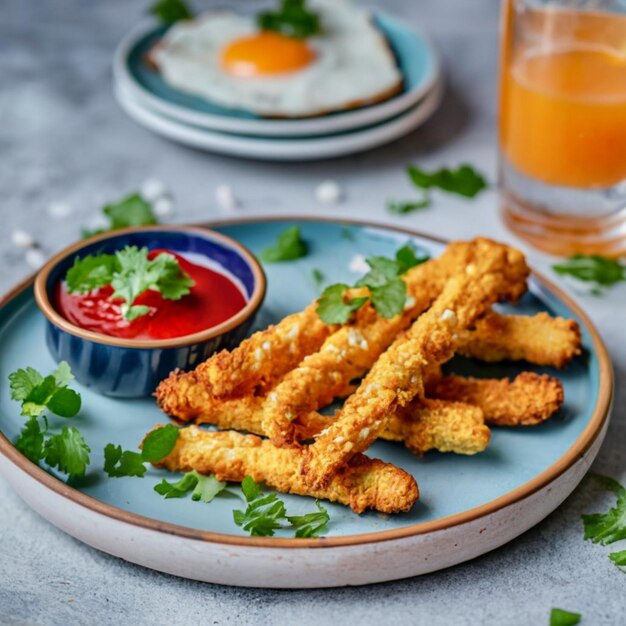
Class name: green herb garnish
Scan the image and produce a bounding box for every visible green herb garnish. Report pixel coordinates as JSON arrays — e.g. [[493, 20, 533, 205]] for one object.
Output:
[[150, 0, 192, 24], [65, 246, 195, 321], [609, 550, 626, 566], [155, 471, 227, 502], [233, 476, 330, 538], [82, 192, 159, 239], [104, 424, 180, 478], [316, 245, 429, 324], [553, 255, 625, 294], [260, 226, 308, 263], [312, 268, 325, 288], [10, 363, 90, 480], [257, 0, 321, 39], [407, 164, 487, 198], [386, 197, 430, 215], [550, 608, 581, 626], [287, 500, 330, 538]]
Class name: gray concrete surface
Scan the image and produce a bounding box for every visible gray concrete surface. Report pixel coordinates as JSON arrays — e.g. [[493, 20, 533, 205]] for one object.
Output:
[[1, 1, 624, 624]]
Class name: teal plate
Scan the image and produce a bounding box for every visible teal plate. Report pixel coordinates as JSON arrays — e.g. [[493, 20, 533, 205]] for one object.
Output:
[[0, 219, 612, 586], [113, 13, 440, 137]]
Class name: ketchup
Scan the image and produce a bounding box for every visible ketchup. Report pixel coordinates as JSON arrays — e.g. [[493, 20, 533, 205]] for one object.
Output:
[[54, 249, 247, 340]]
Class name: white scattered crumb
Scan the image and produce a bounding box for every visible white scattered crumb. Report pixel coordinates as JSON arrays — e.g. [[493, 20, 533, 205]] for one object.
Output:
[[215, 184, 239, 212], [466, 263, 476, 275], [358, 428, 370, 440], [11, 229, 36, 249], [441, 308, 457, 326], [286, 325, 299, 339], [153, 196, 175, 218], [140, 178, 168, 202], [268, 392, 277, 401], [262, 340, 271, 351], [347, 329, 363, 347], [254, 348, 262, 362], [333, 436, 345, 444], [25, 248, 46, 269], [404, 295, 416, 310], [47, 201, 73, 219], [315, 180, 343, 205], [360, 339, 368, 350], [349, 254, 369, 274], [410, 376, 418, 385]]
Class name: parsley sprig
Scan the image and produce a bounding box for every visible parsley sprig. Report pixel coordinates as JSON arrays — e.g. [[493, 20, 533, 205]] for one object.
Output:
[[10, 363, 90, 481], [150, 0, 192, 24], [316, 245, 429, 324], [582, 474, 626, 567], [155, 471, 227, 502], [553, 255, 625, 294], [82, 192, 158, 239], [104, 424, 180, 478], [550, 608, 581, 626], [257, 0, 321, 39], [260, 226, 308, 263], [65, 246, 195, 321], [388, 164, 487, 214], [233, 476, 330, 538]]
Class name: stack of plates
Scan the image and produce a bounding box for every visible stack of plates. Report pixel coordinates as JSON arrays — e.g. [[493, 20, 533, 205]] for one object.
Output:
[[113, 14, 443, 161]]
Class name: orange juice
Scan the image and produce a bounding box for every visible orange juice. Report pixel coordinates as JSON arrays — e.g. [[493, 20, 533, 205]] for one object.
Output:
[[500, 7, 626, 189]]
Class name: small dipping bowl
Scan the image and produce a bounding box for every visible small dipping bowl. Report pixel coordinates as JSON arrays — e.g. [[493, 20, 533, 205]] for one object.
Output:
[[34, 225, 266, 397]]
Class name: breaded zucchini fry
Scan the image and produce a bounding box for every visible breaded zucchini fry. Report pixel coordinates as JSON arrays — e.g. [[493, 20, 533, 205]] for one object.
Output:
[[165, 303, 335, 400], [151, 426, 419, 514], [458, 311, 581, 368], [428, 372, 564, 426], [301, 239, 529, 488], [261, 240, 496, 446]]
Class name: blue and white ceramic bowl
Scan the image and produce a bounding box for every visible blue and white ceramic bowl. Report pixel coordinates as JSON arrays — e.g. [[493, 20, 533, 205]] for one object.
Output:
[[33, 226, 266, 398]]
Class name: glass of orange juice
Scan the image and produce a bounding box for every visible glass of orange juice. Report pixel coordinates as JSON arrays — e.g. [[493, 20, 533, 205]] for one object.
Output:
[[499, 0, 626, 256]]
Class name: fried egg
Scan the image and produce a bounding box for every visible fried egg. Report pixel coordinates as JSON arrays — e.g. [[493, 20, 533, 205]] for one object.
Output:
[[152, 0, 403, 117]]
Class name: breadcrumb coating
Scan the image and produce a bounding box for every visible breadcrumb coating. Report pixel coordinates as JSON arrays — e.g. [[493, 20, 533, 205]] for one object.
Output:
[[301, 239, 529, 488], [428, 372, 564, 426], [151, 425, 419, 514], [458, 311, 581, 368]]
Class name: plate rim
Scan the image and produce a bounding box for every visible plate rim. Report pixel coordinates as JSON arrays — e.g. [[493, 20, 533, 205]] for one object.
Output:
[[0, 217, 613, 550], [112, 13, 441, 137]]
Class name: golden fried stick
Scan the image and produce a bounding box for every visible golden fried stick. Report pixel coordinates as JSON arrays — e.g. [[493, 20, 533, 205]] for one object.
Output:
[[173, 303, 335, 400], [458, 311, 581, 368], [428, 372, 564, 426], [301, 239, 529, 488], [151, 425, 419, 514]]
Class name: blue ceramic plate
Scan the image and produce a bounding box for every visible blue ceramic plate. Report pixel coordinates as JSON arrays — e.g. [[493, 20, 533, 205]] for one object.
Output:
[[113, 13, 441, 137], [0, 219, 612, 587]]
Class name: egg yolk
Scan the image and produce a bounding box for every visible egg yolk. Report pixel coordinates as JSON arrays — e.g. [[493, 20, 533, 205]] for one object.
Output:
[[221, 32, 315, 77]]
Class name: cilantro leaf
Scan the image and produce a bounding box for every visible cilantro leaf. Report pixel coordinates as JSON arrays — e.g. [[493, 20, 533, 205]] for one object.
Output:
[[550, 608, 581, 626], [21, 376, 60, 418], [9, 367, 43, 402], [609, 550, 626, 566], [141, 424, 180, 462], [370, 277, 406, 319], [233, 476, 288, 537], [407, 164, 487, 198], [257, 0, 321, 39], [65, 253, 118, 294], [287, 501, 330, 538], [395, 245, 429, 274], [14, 416, 45, 464], [44, 426, 91, 479], [145, 252, 195, 300], [52, 361, 74, 387], [316, 284, 368, 324], [46, 388, 82, 418], [82, 192, 159, 239], [260, 226, 308, 263], [386, 198, 431, 214], [104, 193, 158, 230], [356, 256, 399, 288], [104, 444, 147, 478], [582, 474, 626, 545], [150, 0, 192, 24], [155, 471, 227, 503], [553, 255, 625, 292], [312, 268, 324, 288]]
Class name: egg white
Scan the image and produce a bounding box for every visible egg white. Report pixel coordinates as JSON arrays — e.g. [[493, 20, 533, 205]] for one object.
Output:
[[152, 0, 404, 117]]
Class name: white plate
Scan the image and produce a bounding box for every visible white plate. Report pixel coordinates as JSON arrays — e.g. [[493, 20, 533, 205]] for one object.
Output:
[[113, 16, 441, 138], [114, 80, 443, 161]]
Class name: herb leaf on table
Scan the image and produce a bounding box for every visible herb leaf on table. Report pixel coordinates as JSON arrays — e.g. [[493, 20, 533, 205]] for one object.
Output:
[[553, 255, 625, 293], [550, 608, 581, 626], [82, 192, 159, 238], [150, 0, 192, 24], [407, 164, 487, 198]]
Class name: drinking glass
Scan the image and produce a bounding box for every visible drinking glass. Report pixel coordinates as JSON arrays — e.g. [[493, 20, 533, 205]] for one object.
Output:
[[499, 0, 626, 256]]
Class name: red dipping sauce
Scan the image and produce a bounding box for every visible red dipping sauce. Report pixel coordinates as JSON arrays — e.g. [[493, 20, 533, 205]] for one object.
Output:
[[54, 249, 247, 341]]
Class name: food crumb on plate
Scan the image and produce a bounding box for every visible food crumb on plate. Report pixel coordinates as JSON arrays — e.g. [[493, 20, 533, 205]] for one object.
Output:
[[348, 253, 369, 274], [215, 184, 239, 212], [315, 180, 343, 205], [25, 248, 46, 269], [153, 196, 175, 218], [11, 229, 36, 249], [140, 178, 169, 202], [47, 201, 73, 219]]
